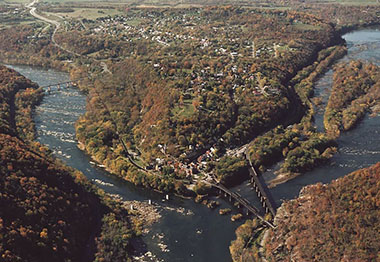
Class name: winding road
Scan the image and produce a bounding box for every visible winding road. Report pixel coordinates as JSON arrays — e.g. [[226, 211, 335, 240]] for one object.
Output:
[[26, 0, 113, 74], [26, 0, 81, 57]]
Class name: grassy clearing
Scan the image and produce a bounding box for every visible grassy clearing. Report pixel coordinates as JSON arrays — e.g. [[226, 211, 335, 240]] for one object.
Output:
[[4, 0, 30, 4], [172, 99, 195, 120], [260, 6, 291, 10], [178, 68, 192, 74], [0, 16, 36, 29], [51, 8, 122, 19], [42, 0, 109, 3], [321, 0, 379, 5]]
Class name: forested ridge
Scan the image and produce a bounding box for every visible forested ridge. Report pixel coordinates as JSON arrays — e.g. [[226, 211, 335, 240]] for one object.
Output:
[[230, 162, 380, 261], [264, 162, 380, 261], [0, 1, 379, 261], [0, 66, 137, 262]]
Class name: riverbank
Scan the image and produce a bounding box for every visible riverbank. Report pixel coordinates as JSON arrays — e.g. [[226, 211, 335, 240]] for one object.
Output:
[[229, 27, 380, 261], [324, 61, 380, 138], [0, 64, 143, 261], [65, 29, 360, 197], [10, 63, 240, 262], [3, 10, 380, 261], [260, 27, 380, 188], [264, 162, 380, 261], [2, 4, 376, 200], [245, 45, 346, 188]]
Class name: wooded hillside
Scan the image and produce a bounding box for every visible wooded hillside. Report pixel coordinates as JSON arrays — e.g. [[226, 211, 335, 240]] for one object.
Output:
[[264, 162, 380, 261], [0, 66, 136, 262]]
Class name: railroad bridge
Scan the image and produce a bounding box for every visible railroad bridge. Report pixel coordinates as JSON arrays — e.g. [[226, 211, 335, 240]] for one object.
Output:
[[206, 181, 275, 228], [205, 152, 277, 228], [40, 77, 277, 228], [246, 155, 277, 217]]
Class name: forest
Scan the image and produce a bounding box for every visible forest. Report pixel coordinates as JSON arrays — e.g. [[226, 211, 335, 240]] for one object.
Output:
[[264, 162, 380, 261], [0, 1, 380, 262], [0, 66, 137, 261], [230, 162, 380, 261], [65, 6, 350, 192], [243, 45, 346, 185], [324, 61, 380, 138], [0, 2, 378, 193]]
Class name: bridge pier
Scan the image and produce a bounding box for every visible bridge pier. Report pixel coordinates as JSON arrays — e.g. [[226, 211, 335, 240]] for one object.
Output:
[[211, 183, 274, 228]]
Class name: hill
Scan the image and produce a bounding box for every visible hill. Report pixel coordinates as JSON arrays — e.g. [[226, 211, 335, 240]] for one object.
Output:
[[230, 162, 380, 261], [0, 65, 136, 262], [264, 162, 380, 261]]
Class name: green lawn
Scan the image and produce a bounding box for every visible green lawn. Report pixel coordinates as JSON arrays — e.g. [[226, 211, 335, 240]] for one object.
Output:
[[172, 99, 195, 120]]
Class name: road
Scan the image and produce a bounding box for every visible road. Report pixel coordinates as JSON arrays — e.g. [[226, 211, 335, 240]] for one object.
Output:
[[26, 0, 81, 57], [25, 0, 113, 74]]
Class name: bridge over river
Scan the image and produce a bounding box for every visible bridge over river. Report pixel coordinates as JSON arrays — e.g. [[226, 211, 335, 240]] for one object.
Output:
[[246, 154, 277, 216], [40, 78, 87, 91], [39, 77, 278, 229], [205, 180, 275, 228]]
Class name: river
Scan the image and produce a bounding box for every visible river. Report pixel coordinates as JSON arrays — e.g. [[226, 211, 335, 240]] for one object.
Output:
[[6, 27, 380, 262], [265, 27, 380, 202]]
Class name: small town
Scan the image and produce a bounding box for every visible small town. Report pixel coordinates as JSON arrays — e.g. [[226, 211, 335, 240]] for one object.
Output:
[[0, 0, 379, 261]]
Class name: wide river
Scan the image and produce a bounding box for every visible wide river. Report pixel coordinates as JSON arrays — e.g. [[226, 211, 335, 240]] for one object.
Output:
[[7, 28, 380, 262]]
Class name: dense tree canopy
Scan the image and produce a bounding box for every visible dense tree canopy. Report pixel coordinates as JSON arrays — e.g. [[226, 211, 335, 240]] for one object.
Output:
[[265, 162, 380, 262], [0, 66, 136, 261]]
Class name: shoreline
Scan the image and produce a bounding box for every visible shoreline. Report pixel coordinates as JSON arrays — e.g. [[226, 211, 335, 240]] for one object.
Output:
[[267, 172, 301, 188], [7, 25, 379, 205]]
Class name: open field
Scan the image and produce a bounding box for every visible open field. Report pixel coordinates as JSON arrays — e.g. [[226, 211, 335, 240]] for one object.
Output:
[[0, 19, 34, 30], [47, 8, 122, 19], [172, 101, 196, 120], [4, 0, 30, 4]]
